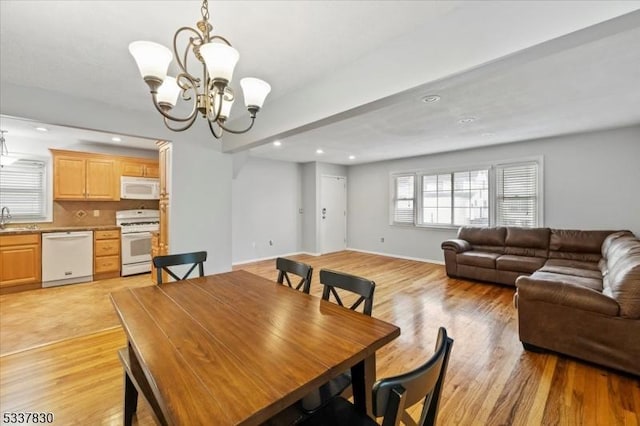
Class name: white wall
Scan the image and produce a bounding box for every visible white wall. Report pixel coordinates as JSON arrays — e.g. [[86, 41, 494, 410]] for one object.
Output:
[[231, 156, 301, 263], [347, 125, 640, 262]]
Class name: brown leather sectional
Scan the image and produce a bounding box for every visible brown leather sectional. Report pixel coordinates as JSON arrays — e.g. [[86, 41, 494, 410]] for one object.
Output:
[[441, 227, 640, 376]]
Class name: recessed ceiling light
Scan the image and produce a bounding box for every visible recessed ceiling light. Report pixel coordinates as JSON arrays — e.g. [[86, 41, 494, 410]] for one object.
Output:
[[273, 141, 282, 147], [349, 155, 356, 160], [481, 132, 495, 137], [112, 136, 122, 142], [458, 117, 477, 124], [35, 126, 48, 132], [316, 149, 324, 154], [422, 95, 441, 103]]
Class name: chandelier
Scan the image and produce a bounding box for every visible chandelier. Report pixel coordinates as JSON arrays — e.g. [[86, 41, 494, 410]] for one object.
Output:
[[0, 130, 18, 167], [129, 0, 271, 139]]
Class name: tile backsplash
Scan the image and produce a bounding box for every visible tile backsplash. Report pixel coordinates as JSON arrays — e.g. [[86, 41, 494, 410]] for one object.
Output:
[[50, 200, 159, 227]]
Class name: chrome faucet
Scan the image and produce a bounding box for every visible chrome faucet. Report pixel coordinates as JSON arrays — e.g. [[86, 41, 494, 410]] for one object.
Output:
[[0, 207, 11, 229]]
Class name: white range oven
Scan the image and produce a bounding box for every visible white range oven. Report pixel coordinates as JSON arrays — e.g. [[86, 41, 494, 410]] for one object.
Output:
[[116, 209, 160, 276]]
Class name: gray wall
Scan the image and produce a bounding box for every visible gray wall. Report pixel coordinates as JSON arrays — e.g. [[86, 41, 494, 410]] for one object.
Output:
[[347, 125, 640, 262], [301, 162, 317, 253], [232, 156, 301, 263]]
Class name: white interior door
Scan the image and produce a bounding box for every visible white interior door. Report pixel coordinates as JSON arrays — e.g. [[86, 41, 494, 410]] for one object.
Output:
[[320, 175, 347, 254]]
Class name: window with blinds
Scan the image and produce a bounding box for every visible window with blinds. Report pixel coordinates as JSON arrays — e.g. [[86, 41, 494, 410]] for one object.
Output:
[[392, 174, 415, 224], [390, 158, 542, 228], [0, 159, 47, 221], [495, 162, 539, 227]]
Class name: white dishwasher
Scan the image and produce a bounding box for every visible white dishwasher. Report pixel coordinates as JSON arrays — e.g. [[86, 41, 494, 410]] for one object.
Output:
[[42, 231, 94, 287]]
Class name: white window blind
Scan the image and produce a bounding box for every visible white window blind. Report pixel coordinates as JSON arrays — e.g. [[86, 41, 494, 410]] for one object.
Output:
[[495, 162, 539, 227], [393, 175, 415, 224], [0, 159, 47, 221]]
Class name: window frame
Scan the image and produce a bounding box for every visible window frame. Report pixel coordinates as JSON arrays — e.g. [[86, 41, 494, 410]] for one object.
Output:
[[389, 173, 417, 226], [0, 154, 52, 223], [389, 156, 543, 229]]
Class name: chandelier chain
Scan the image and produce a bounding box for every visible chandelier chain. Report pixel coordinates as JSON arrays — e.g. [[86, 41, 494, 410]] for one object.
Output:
[[201, 0, 210, 22]]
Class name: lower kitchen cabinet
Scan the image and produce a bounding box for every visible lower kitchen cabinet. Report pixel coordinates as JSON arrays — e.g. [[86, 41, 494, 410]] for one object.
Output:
[[0, 233, 42, 293], [94, 229, 121, 280]]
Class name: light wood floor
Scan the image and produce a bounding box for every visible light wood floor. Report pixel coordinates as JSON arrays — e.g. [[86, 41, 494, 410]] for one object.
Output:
[[0, 251, 638, 425]]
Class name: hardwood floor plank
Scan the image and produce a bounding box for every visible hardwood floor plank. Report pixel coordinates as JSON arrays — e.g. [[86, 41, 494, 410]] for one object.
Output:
[[0, 251, 638, 425]]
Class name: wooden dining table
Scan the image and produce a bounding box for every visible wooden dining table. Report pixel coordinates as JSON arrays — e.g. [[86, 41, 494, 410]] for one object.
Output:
[[110, 269, 401, 425]]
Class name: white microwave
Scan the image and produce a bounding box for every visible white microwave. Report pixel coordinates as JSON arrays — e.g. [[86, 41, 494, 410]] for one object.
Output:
[[121, 176, 160, 200]]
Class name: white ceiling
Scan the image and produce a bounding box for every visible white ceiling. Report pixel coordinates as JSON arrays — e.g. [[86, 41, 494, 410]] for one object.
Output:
[[1, 1, 639, 165], [0, 115, 160, 151]]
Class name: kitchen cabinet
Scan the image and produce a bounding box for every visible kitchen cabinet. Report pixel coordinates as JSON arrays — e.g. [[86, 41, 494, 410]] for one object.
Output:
[[0, 233, 41, 293], [121, 159, 159, 178], [52, 150, 119, 201], [94, 229, 121, 280]]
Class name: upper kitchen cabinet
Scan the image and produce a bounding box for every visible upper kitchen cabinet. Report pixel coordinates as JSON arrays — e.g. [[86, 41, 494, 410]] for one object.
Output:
[[51, 150, 119, 201], [121, 158, 159, 178]]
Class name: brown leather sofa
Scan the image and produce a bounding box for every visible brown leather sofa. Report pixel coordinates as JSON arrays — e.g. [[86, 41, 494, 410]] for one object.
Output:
[[442, 227, 640, 376]]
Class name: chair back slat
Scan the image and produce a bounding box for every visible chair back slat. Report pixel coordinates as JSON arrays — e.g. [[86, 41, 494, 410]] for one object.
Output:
[[319, 269, 375, 316], [276, 257, 313, 294], [374, 327, 454, 426], [152, 251, 207, 284]]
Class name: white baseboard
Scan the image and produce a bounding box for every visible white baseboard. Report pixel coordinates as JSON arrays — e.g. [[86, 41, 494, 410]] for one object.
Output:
[[232, 249, 443, 266], [346, 247, 445, 265], [232, 251, 305, 266]]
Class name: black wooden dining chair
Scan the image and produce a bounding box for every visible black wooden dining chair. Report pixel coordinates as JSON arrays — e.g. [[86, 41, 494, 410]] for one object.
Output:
[[152, 251, 207, 284], [320, 269, 375, 315], [298, 327, 454, 426], [299, 269, 376, 413], [276, 257, 313, 294]]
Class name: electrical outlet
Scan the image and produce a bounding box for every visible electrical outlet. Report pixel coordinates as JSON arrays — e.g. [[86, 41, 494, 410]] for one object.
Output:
[[252, 241, 256, 248], [299, 208, 304, 214], [380, 237, 385, 243], [93, 210, 100, 217]]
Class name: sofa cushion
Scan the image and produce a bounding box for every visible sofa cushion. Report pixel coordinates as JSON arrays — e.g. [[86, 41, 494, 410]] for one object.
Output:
[[539, 264, 602, 280], [544, 258, 600, 271], [549, 229, 616, 253], [506, 227, 550, 249], [525, 271, 603, 292], [548, 229, 617, 262], [457, 251, 500, 269], [603, 239, 640, 318], [458, 227, 506, 247], [496, 255, 546, 274]]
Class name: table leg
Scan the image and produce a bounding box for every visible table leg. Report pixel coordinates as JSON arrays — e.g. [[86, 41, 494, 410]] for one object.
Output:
[[351, 354, 376, 419], [123, 372, 138, 426]]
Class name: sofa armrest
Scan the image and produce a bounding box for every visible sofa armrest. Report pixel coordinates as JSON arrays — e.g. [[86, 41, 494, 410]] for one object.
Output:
[[516, 277, 620, 316], [441, 239, 472, 253]]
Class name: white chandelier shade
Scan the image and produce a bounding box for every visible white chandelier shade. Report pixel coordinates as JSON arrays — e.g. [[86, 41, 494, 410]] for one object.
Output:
[[199, 42, 240, 82], [128, 41, 173, 81], [240, 78, 272, 109], [156, 77, 182, 107]]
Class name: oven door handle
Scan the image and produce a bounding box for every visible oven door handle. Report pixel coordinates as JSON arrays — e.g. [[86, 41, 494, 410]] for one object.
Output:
[[122, 232, 153, 239]]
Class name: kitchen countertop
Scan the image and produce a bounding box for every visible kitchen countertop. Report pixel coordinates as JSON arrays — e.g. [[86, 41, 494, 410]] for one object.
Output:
[[0, 225, 120, 236]]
